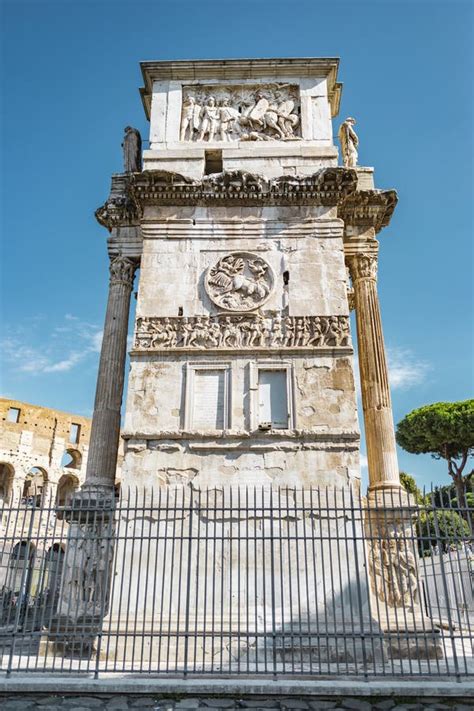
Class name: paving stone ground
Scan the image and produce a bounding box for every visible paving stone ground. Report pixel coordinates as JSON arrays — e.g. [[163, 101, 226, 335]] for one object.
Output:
[[1, 695, 473, 711]]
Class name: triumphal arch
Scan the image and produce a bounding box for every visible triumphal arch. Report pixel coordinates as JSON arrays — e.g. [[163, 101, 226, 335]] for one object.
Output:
[[96, 58, 399, 494], [50, 59, 442, 669]]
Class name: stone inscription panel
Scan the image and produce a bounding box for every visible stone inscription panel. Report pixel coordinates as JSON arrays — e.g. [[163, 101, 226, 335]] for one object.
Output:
[[180, 83, 301, 143]]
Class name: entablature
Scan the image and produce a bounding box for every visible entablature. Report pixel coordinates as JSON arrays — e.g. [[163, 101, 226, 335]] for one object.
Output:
[[128, 167, 360, 208], [95, 169, 398, 258], [339, 189, 398, 233]]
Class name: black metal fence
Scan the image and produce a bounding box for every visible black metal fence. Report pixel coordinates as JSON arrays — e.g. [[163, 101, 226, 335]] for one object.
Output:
[[0, 485, 472, 679]]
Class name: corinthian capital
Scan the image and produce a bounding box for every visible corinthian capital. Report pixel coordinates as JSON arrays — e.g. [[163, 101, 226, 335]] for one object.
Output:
[[347, 253, 378, 282], [109, 256, 137, 288]]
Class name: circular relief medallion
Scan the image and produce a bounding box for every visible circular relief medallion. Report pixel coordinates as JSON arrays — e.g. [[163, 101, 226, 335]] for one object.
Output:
[[205, 252, 274, 312]]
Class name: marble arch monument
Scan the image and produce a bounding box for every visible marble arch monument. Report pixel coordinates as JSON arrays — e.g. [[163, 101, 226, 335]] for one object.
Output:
[[58, 58, 440, 666]]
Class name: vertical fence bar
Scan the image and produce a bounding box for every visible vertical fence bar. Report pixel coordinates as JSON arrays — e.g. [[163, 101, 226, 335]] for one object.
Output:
[[183, 485, 193, 677]]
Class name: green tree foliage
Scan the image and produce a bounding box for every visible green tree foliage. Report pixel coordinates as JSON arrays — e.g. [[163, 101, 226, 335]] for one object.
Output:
[[398, 471, 472, 557], [417, 509, 470, 556], [399, 471, 425, 503], [451, 492, 474, 508], [396, 400, 474, 507]]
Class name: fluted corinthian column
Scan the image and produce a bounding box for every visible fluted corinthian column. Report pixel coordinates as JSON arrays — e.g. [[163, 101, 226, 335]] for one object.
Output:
[[347, 250, 400, 492], [84, 255, 137, 491]]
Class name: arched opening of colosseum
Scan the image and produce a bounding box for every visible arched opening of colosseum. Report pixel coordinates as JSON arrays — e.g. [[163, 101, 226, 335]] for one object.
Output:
[[7, 541, 36, 606], [56, 473, 79, 506], [0, 463, 14, 503], [60, 448, 82, 470], [41, 543, 65, 606], [22, 467, 47, 507]]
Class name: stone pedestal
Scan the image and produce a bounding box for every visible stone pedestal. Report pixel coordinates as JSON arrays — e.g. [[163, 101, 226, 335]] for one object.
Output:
[[365, 489, 443, 660], [103, 485, 382, 671]]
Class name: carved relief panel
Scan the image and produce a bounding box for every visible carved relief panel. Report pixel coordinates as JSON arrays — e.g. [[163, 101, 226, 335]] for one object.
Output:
[[180, 84, 302, 143], [205, 252, 275, 312], [134, 314, 351, 351]]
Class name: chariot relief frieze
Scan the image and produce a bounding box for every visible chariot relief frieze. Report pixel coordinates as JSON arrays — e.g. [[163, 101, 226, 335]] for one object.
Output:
[[180, 84, 301, 143], [205, 253, 275, 312], [134, 314, 351, 351]]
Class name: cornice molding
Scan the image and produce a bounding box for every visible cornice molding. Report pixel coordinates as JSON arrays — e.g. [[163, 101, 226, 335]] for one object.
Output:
[[95, 174, 140, 232], [95, 169, 397, 233], [338, 189, 398, 233], [129, 168, 358, 208]]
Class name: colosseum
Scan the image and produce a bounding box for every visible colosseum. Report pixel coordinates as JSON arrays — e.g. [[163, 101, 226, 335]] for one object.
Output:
[[0, 398, 122, 611]]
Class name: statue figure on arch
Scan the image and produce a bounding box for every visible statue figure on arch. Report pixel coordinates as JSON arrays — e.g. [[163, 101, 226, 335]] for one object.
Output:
[[338, 117, 359, 167], [122, 126, 142, 172]]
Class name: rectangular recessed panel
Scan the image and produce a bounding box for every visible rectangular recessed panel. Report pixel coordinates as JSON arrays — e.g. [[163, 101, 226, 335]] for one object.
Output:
[[258, 370, 288, 428], [193, 369, 225, 429]]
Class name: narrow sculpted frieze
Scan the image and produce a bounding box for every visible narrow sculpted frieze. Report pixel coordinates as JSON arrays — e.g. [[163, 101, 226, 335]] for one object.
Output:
[[180, 84, 301, 143], [134, 314, 351, 351]]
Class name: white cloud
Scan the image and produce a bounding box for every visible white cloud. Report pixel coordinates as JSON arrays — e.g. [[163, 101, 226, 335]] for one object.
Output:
[[387, 347, 430, 390], [360, 453, 368, 469], [2, 317, 106, 376], [90, 331, 103, 353]]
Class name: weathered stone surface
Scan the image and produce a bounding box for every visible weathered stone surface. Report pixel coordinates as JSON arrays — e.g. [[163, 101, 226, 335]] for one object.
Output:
[[340, 701, 373, 711], [142, 59, 341, 164], [106, 700, 130, 710], [202, 701, 236, 708], [2, 701, 38, 711], [1, 695, 474, 710]]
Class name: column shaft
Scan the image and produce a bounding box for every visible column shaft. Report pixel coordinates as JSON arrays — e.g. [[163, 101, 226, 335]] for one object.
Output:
[[84, 256, 137, 489], [349, 253, 400, 491]]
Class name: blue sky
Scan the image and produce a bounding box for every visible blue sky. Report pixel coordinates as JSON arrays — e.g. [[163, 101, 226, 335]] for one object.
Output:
[[1, 0, 472, 490]]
